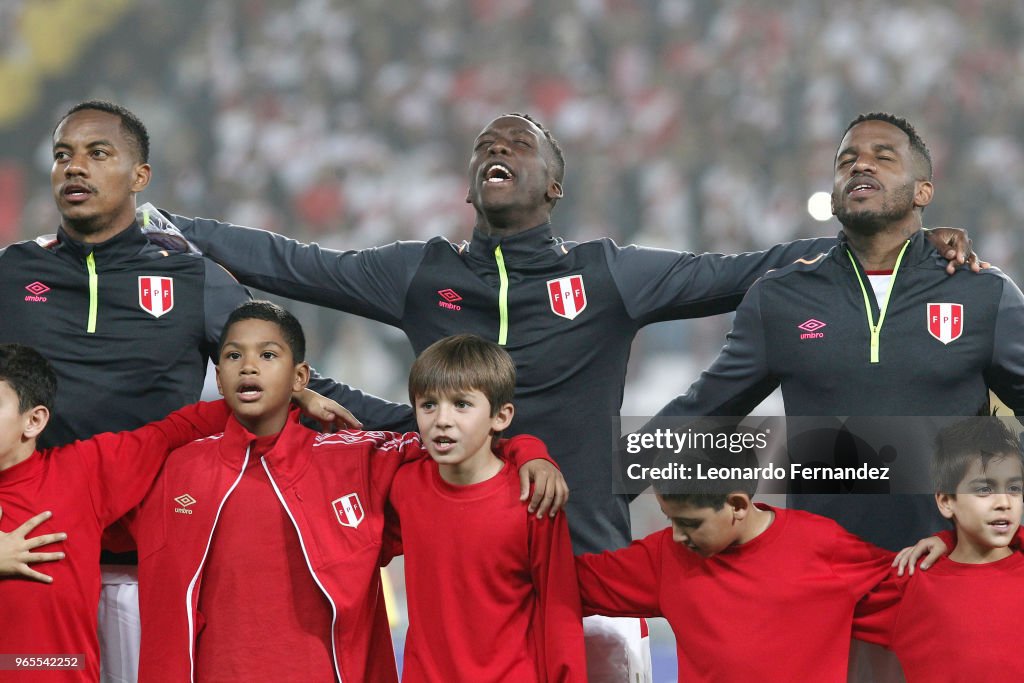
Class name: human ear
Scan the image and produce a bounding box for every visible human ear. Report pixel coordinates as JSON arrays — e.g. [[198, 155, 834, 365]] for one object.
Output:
[[132, 163, 152, 193], [727, 493, 751, 521], [547, 180, 563, 201], [292, 362, 311, 393], [490, 402, 514, 434], [913, 179, 934, 209], [23, 405, 50, 440], [935, 492, 955, 520]]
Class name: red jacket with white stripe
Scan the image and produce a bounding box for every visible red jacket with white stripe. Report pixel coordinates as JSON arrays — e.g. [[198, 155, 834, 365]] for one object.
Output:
[[126, 409, 551, 683]]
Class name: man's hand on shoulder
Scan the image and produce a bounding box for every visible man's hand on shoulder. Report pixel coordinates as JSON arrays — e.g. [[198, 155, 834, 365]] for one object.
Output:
[[294, 388, 363, 432], [925, 227, 990, 275]]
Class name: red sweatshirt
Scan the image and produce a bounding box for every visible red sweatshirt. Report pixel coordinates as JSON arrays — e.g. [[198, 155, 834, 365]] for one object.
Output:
[[854, 551, 1024, 680], [388, 457, 586, 682], [576, 505, 893, 682], [126, 411, 554, 683], [0, 400, 230, 682]]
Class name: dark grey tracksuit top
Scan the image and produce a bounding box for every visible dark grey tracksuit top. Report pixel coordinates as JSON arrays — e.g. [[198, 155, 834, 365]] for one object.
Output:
[[169, 210, 832, 553], [656, 230, 1024, 548], [0, 224, 411, 449]]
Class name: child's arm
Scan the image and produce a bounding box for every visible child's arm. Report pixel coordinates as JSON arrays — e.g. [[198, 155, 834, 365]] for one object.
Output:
[[87, 399, 231, 526], [574, 532, 664, 618], [0, 509, 67, 584], [529, 512, 588, 681], [892, 533, 953, 575], [852, 569, 906, 649], [498, 435, 569, 518]]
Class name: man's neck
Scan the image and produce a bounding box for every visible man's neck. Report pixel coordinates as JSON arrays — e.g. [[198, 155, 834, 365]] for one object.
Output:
[[61, 206, 138, 244], [474, 209, 551, 238], [844, 221, 921, 271]]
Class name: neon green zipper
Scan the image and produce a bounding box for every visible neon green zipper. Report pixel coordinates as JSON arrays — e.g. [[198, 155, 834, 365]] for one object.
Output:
[[86, 252, 98, 333], [494, 245, 509, 345], [848, 240, 910, 363]]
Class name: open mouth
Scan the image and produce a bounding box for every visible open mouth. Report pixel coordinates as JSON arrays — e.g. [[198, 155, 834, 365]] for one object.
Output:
[[62, 184, 93, 202], [484, 163, 514, 184], [236, 382, 263, 402], [846, 177, 880, 197], [432, 436, 456, 453], [989, 519, 1013, 532]]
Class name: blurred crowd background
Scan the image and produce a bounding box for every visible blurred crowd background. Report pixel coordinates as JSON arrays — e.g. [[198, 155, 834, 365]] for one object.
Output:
[[3, 1, 1024, 679]]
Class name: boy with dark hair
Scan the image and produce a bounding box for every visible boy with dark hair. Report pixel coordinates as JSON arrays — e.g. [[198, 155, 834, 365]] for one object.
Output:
[[575, 437, 949, 681], [0, 344, 233, 681], [388, 334, 586, 682], [127, 306, 562, 682], [854, 417, 1024, 679]]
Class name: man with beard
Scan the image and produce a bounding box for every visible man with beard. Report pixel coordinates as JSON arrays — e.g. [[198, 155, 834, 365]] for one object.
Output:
[[652, 114, 1024, 677], [656, 112, 1024, 534], [158, 112, 975, 682]]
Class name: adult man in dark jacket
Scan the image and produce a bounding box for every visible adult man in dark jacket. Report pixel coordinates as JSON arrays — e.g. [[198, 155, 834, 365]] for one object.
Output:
[[160, 112, 972, 681], [653, 112, 1021, 683], [0, 100, 411, 683]]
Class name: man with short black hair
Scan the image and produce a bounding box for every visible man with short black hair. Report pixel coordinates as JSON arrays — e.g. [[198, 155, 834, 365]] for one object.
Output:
[[0, 100, 411, 683], [158, 111, 974, 681]]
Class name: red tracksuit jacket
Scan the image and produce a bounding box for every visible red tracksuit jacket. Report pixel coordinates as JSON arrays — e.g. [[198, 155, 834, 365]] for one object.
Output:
[[126, 409, 552, 682]]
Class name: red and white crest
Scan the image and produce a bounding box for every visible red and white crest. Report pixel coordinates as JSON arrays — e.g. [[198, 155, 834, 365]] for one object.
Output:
[[332, 493, 364, 528], [138, 276, 174, 318], [927, 303, 963, 344], [547, 275, 587, 321]]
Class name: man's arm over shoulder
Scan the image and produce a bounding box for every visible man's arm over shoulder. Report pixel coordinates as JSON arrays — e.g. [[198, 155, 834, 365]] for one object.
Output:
[[307, 372, 415, 432], [575, 530, 666, 618], [201, 258, 252, 358], [654, 282, 779, 418], [164, 210, 427, 325], [605, 237, 835, 323], [986, 272, 1024, 416], [81, 400, 231, 526], [529, 512, 587, 681]]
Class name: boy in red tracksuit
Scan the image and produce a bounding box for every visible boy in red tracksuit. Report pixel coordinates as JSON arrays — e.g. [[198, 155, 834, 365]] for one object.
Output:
[[854, 417, 1024, 680], [127, 302, 562, 683], [387, 335, 586, 682], [575, 437, 952, 682], [0, 344, 232, 682]]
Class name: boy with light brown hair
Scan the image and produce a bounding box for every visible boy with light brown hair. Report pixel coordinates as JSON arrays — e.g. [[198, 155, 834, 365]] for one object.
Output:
[[387, 334, 586, 682]]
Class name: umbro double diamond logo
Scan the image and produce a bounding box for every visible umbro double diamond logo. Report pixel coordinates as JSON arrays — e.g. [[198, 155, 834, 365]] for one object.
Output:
[[174, 493, 196, 515]]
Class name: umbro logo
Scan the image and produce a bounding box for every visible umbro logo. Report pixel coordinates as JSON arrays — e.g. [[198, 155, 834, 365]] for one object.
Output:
[[24, 281, 50, 303], [798, 318, 826, 340], [174, 493, 196, 515], [437, 288, 462, 311]]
